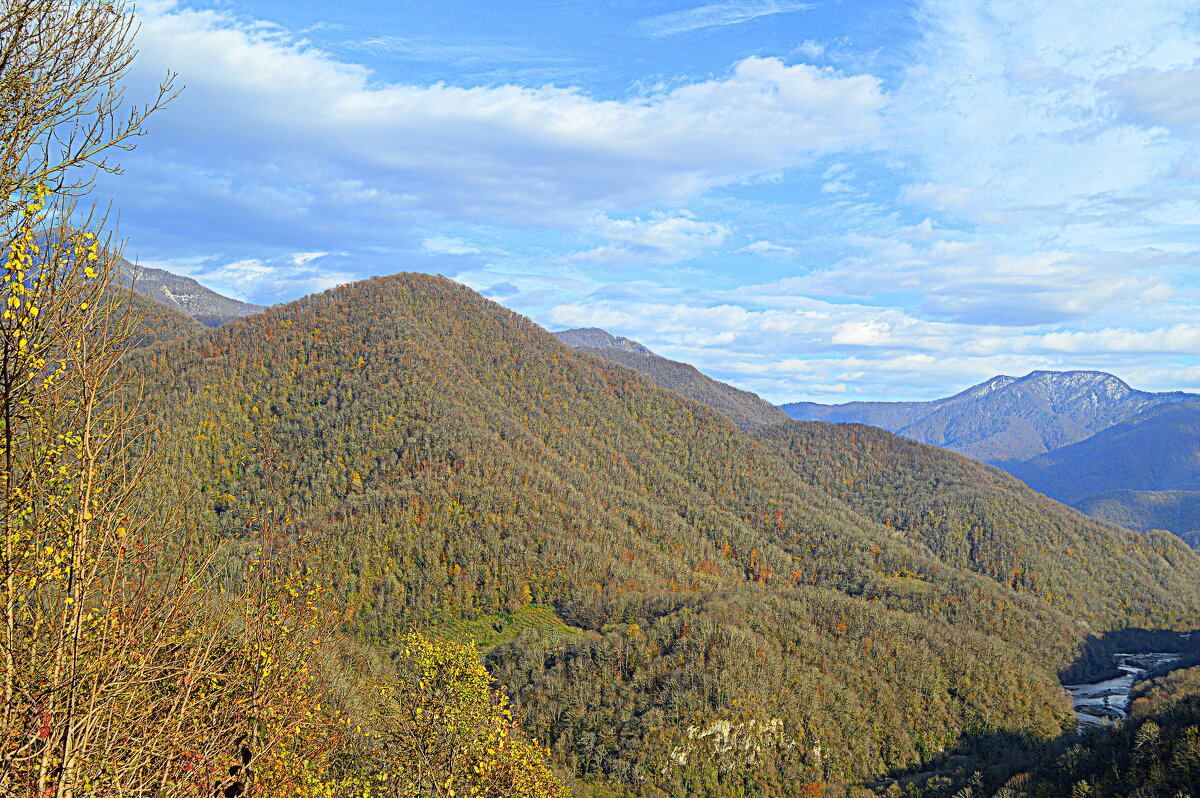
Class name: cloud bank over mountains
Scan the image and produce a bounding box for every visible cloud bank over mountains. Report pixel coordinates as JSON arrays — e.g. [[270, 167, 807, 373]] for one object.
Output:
[[106, 0, 1200, 402]]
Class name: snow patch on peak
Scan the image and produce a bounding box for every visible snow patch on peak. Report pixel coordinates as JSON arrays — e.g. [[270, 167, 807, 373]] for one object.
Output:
[[1015, 371, 1137, 408], [948, 374, 1018, 403]]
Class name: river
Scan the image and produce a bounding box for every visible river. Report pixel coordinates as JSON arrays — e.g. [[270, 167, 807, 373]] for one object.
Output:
[[1064, 652, 1182, 727]]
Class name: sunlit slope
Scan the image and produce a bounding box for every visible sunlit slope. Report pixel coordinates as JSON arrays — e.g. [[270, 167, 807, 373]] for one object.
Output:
[[126, 274, 1200, 790], [756, 420, 1200, 630]]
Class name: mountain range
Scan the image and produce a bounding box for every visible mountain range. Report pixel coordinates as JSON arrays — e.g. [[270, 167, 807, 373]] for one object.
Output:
[[119, 259, 264, 326], [125, 272, 1200, 794], [782, 370, 1199, 464], [782, 371, 1200, 543]]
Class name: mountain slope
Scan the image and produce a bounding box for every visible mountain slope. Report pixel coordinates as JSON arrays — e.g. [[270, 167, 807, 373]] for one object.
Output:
[[783, 370, 1198, 462], [754, 420, 1199, 646], [1077, 490, 1200, 545], [552, 326, 653, 354], [120, 260, 264, 326], [126, 274, 1200, 793], [1007, 401, 1200, 504], [554, 328, 789, 429]]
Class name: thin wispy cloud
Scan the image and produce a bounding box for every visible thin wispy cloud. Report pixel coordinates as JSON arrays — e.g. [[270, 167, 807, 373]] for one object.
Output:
[[639, 1, 814, 37]]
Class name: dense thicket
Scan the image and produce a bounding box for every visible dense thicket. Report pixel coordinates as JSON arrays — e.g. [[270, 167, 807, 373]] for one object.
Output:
[[123, 273, 1200, 794], [754, 421, 1200, 642]]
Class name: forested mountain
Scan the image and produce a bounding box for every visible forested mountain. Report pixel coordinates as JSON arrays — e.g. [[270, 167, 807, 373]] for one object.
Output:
[[554, 327, 789, 429], [782, 371, 1198, 463], [123, 273, 1200, 795], [553, 327, 654, 355], [1077, 492, 1200, 547], [120, 259, 264, 326], [1002, 402, 1200, 544]]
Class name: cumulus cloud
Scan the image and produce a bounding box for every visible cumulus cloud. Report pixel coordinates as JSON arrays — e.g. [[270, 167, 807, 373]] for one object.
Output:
[[118, 3, 884, 241]]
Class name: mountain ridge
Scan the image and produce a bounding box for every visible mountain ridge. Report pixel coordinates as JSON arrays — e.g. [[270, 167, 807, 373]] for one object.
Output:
[[783, 369, 1200, 463], [553, 327, 790, 429], [119, 259, 265, 326]]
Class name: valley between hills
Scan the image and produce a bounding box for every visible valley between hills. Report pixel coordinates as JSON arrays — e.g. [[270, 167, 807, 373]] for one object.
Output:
[[115, 268, 1200, 797], [10, 5, 1200, 797]]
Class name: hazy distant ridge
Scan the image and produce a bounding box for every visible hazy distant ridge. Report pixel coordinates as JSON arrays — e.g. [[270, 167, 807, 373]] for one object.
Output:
[[553, 327, 790, 429], [782, 370, 1199, 463], [120, 260, 264, 327]]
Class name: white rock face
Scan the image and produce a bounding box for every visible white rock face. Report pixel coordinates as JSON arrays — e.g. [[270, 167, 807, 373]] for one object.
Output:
[[669, 717, 792, 768]]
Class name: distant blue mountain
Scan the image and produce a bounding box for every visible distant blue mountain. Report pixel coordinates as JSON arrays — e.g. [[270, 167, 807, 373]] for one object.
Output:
[[782, 370, 1198, 463]]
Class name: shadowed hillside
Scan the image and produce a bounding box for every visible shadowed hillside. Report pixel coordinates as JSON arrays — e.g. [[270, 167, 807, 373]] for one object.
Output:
[[1008, 401, 1200, 505], [1077, 491, 1200, 545]]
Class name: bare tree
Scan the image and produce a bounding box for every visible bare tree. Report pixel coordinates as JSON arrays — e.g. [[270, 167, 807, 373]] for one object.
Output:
[[0, 0, 175, 239]]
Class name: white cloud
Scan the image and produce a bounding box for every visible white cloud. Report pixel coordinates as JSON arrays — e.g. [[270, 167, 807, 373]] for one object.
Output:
[[570, 214, 730, 265], [422, 236, 480, 256], [639, 1, 814, 36], [831, 319, 893, 346], [1035, 324, 1200, 354], [795, 40, 825, 60], [290, 251, 328, 266], [124, 5, 884, 231], [742, 239, 795, 258]]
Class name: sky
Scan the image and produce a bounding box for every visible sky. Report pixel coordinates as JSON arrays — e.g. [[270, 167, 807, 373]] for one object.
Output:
[[98, 0, 1200, 403]]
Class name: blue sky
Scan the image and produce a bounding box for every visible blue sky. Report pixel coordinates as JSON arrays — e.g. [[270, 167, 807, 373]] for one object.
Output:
[[102, 0, 1200, 402]]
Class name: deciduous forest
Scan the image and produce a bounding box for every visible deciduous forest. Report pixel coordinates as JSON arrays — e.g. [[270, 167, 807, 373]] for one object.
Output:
[[5, 1, 1200, 796]]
